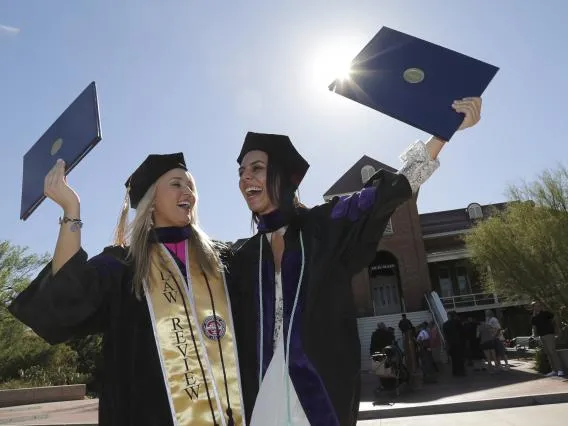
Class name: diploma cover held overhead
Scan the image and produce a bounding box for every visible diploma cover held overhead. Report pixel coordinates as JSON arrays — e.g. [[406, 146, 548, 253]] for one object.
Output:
[[329, 27, 499, 141], [20, 82, 101, 220]]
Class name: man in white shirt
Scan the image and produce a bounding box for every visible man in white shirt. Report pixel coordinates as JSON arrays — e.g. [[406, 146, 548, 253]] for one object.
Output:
[[485, 310, 500, 331], [485, 310, 508, 367]]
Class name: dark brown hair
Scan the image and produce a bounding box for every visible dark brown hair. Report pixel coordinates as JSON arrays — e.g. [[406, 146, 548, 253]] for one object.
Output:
[[251, 152, 301, 226]]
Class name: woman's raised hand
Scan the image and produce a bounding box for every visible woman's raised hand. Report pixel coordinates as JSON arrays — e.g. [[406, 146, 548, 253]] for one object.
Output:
[[44, 159, 80, 214], [453, 97, 482, 131]]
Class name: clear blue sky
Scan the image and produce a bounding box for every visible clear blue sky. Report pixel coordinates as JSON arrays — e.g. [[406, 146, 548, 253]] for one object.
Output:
[[1, 1, 567, 258]]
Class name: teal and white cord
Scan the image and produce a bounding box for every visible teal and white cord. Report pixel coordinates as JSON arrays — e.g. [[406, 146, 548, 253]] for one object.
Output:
[[258, 231, 306, 425]]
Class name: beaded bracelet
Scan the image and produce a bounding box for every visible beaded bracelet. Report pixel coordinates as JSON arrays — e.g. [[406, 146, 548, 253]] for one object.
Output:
[[59, 216, 83, 232]]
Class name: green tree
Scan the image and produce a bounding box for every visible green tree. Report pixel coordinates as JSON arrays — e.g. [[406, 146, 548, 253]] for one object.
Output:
[[0, 240, 91, 389], [0, 240, 50, 308], [465, 165, 568, 326], [68, 335, 104, 395], [0, 241, 50, 381]]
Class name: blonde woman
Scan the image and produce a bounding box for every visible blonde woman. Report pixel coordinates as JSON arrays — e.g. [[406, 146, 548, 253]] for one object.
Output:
[[9, 153, 244, 426]]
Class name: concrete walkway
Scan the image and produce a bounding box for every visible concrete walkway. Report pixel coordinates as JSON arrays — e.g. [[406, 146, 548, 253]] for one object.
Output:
[[358, 402, 568, 425], [359, 359, 568, 420], [1, 359, 567, 425], [0, 399, 97, 425]]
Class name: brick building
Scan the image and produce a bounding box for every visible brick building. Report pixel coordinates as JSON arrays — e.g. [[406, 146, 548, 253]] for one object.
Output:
[[323, 155, 529, 363], [324, 155, 526, 318], [323, 155, 431, 317]]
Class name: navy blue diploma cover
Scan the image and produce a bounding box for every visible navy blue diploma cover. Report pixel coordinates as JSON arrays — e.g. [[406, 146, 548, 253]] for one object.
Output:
[[329, 27, 499, 141], [20, 82, 101, 220]]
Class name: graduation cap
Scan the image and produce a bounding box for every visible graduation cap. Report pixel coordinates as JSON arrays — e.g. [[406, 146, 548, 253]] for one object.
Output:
[[125, 152, 187, 209], [237, 132, 309, 188], [329, 27, 498, 141]]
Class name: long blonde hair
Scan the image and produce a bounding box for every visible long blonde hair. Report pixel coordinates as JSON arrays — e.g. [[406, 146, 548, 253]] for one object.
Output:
[[113, 175, 222, 299]]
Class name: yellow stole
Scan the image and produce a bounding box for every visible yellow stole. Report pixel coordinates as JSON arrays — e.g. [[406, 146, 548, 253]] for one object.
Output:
[[144, 242, 244, 426]]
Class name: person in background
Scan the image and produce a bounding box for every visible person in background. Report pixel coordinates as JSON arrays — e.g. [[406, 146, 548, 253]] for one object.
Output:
[[370, 322, 395, 356], [463, 317, 478, 367], [485, 310, 507, 368], [428, 321, 441, 371], [399, 314, 413, 335], [369, 322, 396, 393], [443, 311, 466, 377], [465, 317, 484, 371], [416, 322, 436, 382], [532, 302, 565, 377], [496, 327, 511, 368], [478, 321, 499, 373], [399, 314, 416, 374]]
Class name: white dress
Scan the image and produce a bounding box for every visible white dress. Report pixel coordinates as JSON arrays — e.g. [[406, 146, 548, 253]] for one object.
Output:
[[250, 271, 310, 426]]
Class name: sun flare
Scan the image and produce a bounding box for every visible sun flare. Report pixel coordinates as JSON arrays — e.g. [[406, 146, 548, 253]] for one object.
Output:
[[311, 42, 356, 88]]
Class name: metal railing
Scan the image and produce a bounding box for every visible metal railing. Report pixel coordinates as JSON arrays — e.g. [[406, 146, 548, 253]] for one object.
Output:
[[424, 292, 447, 350], [439, 292, 510, 311]]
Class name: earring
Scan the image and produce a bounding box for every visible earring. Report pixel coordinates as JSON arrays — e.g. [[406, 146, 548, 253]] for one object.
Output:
[[148, 206, 155, 231]]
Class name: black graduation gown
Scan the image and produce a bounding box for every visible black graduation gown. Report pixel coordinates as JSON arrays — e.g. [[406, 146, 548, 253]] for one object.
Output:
[[228, 169, 412, 426], [8, 245, 175, 426]]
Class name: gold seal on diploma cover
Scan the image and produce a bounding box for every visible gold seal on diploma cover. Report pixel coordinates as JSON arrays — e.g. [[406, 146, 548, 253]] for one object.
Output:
[[50, 138, 63, 155], [403, 68, 425, 84]]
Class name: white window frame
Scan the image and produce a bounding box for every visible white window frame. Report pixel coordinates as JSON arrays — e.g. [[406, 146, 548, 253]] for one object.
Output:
[[360, 165, 376, 184], [467, 203, 483, 220]]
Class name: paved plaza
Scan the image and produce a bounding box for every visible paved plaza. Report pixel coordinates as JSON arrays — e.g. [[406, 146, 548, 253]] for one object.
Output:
[[1, 359, 567, 425], [358, 403, 568, 426]]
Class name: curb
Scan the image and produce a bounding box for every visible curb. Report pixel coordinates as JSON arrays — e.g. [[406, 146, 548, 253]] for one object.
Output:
[[5, 392, 568, 424], [0, 385, 86, 409], [0, 423, 96, 426], [357, 392, 568, 420]]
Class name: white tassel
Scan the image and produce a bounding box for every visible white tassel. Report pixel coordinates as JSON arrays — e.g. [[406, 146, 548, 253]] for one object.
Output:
[[258, 237, 264, 389]]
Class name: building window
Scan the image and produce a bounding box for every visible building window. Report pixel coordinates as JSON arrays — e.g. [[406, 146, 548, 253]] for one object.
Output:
[[467, 203, 483, 220], [456, 266, 472, 295], [361, 165, 376, 184], [371, 276, 400, 315], [438, 266, 453, 298]]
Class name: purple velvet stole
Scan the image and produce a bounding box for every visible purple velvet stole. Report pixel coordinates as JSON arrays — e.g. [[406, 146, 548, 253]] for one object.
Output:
[[150, 226, 192, 244], [88, 227, 193, 276], [256, 209, 288, 233], [330, 186, 377, 221]]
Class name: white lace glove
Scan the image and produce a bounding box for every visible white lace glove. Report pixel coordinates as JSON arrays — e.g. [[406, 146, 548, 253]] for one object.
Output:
[[397, 140, 440, 193]]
